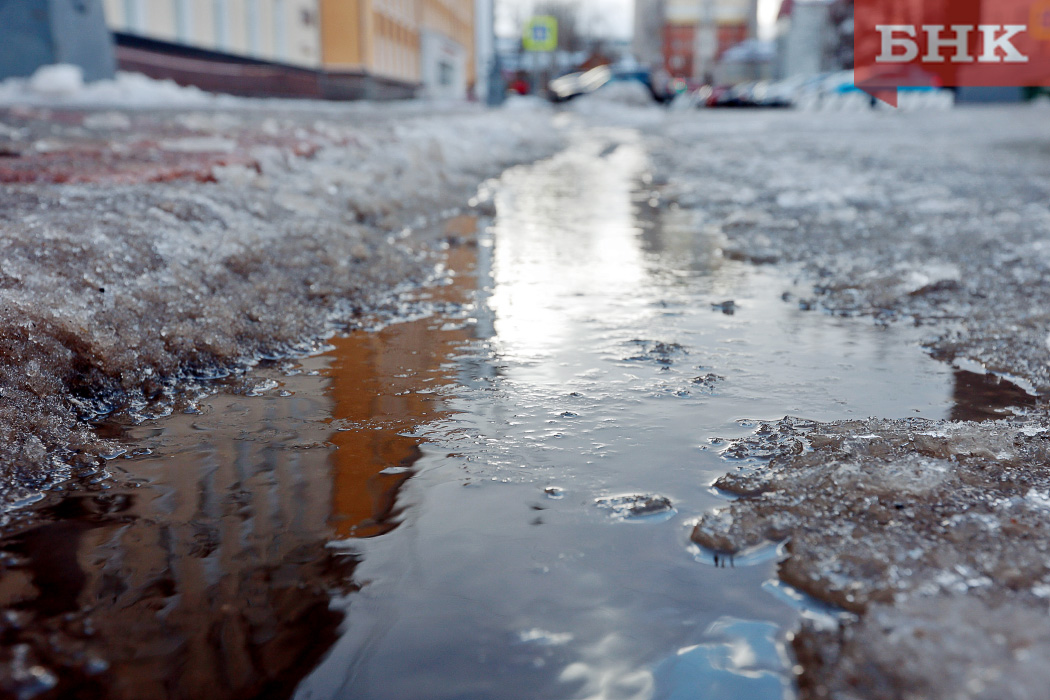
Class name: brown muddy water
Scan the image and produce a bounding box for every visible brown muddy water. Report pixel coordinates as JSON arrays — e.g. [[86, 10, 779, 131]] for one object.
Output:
[[0, 129, 1037, 700]]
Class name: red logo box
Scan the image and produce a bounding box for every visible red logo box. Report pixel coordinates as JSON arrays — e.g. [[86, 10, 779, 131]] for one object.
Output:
[[855, 0, 1050, 105]]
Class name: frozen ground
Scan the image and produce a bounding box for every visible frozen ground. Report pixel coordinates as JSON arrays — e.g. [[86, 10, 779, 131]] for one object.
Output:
[[5, 87, 1050, 698], [651, 107, 1050, 392], [0, 100, 560, 513], [647, 105, 1050, 699], [693, 417, 1050, 699]]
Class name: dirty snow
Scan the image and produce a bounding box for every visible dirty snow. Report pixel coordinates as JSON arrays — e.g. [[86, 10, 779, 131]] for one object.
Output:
[[694, 415, 1050, 699], [794, 594, 1050, 700], [649, 108, 1050, 393], [0, 101, 560, 515], [631, 105, 1050, 698]]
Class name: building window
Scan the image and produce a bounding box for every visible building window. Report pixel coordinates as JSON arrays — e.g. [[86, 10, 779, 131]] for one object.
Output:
[[214, 0, 229, 50], [123, 0, 145, 32], [246, 0, 260, 54], [438, 61, 453, 86], [274, 0, 288, 60], [175, 0, 193, 42]]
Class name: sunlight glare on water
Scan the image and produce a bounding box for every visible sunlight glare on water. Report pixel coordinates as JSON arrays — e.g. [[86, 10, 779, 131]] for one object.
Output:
[[296, 128, 963, 700], [488, 131, 650, 372]]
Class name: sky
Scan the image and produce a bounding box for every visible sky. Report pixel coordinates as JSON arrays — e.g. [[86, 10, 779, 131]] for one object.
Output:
[[495, 0, 783, 40]]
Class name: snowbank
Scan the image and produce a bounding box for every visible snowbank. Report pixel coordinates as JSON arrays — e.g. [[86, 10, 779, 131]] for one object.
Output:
[[0, 102, 561, 513], [0, 64, 220, 108], [0, 64, 516, 118], [695, 416, 1050, 699]]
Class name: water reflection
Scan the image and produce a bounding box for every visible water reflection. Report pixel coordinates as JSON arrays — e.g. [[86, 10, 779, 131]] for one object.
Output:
[[0, 387, 354, 700], [487, 132, 649, 372], [949, 369, 1037, 422], [326, 231, 476, 538], [652, 618, 794, 700], [299, 128, 968, 700]]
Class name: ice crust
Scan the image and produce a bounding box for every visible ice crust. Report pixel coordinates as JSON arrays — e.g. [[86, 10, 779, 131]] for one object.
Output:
[[650, 107, 1050, 698], [794, 594, 1050, 700], [0, 102, 559, 516], [650, 108, 1050, 392], [695, 416, 1050, 699]]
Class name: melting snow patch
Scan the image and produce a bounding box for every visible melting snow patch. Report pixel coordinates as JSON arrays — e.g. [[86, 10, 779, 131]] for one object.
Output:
[[0, 65, 219, 107], [1025, 489, 1050, 511]]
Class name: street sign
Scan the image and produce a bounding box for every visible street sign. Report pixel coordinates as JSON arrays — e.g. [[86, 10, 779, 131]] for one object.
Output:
[[523, 16, 558, 52]]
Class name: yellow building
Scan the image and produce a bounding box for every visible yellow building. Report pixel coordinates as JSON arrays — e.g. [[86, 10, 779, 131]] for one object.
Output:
[[103, 0, 475, 99], [418, 0, 475, 98], [320, 0, 477, 98], [319, 0, 424, 96]]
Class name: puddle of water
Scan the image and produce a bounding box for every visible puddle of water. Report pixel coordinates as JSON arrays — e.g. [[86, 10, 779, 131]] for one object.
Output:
[[0, 129, 1001, 700], [0, 232, 480, 699], [651, 618, 795, 700], [296, 131, 969, 700], [0, 377, 354, 700], [949, 369, 1037, 422]]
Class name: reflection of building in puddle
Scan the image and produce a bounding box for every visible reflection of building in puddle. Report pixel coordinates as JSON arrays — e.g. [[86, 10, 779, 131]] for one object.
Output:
[[0, 390, 354, 700], [0, 219, 480, 699], [327, 228, 477, 537]]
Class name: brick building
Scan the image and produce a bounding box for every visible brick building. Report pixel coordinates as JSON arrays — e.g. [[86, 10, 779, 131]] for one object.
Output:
[[660, 0, 756, 81]]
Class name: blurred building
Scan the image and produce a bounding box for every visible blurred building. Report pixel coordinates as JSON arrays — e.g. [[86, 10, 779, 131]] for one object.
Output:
[[718, 37, 774, 82], [774, 0, 852, 79], [632, 0, 665, 71], [473, 0, 496, 102], [101, 0, 476, 99], [661, 0, 757, 82]]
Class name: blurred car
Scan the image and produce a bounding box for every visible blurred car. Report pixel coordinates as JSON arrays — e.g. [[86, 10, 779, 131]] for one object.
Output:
[[793, 69, 952, 109], [549, 66, 668, 104], [548, 66, 612, 102], [703, 80, 793, 109]]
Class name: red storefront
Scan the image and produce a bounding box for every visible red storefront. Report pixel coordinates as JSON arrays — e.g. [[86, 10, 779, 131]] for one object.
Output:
[[663, 21, 751, 81]]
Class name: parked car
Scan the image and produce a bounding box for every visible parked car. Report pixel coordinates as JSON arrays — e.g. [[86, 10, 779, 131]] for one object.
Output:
[[703, 81, 793, 109], [549, 66, 668, 104], [548, 66, 612, 102]]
